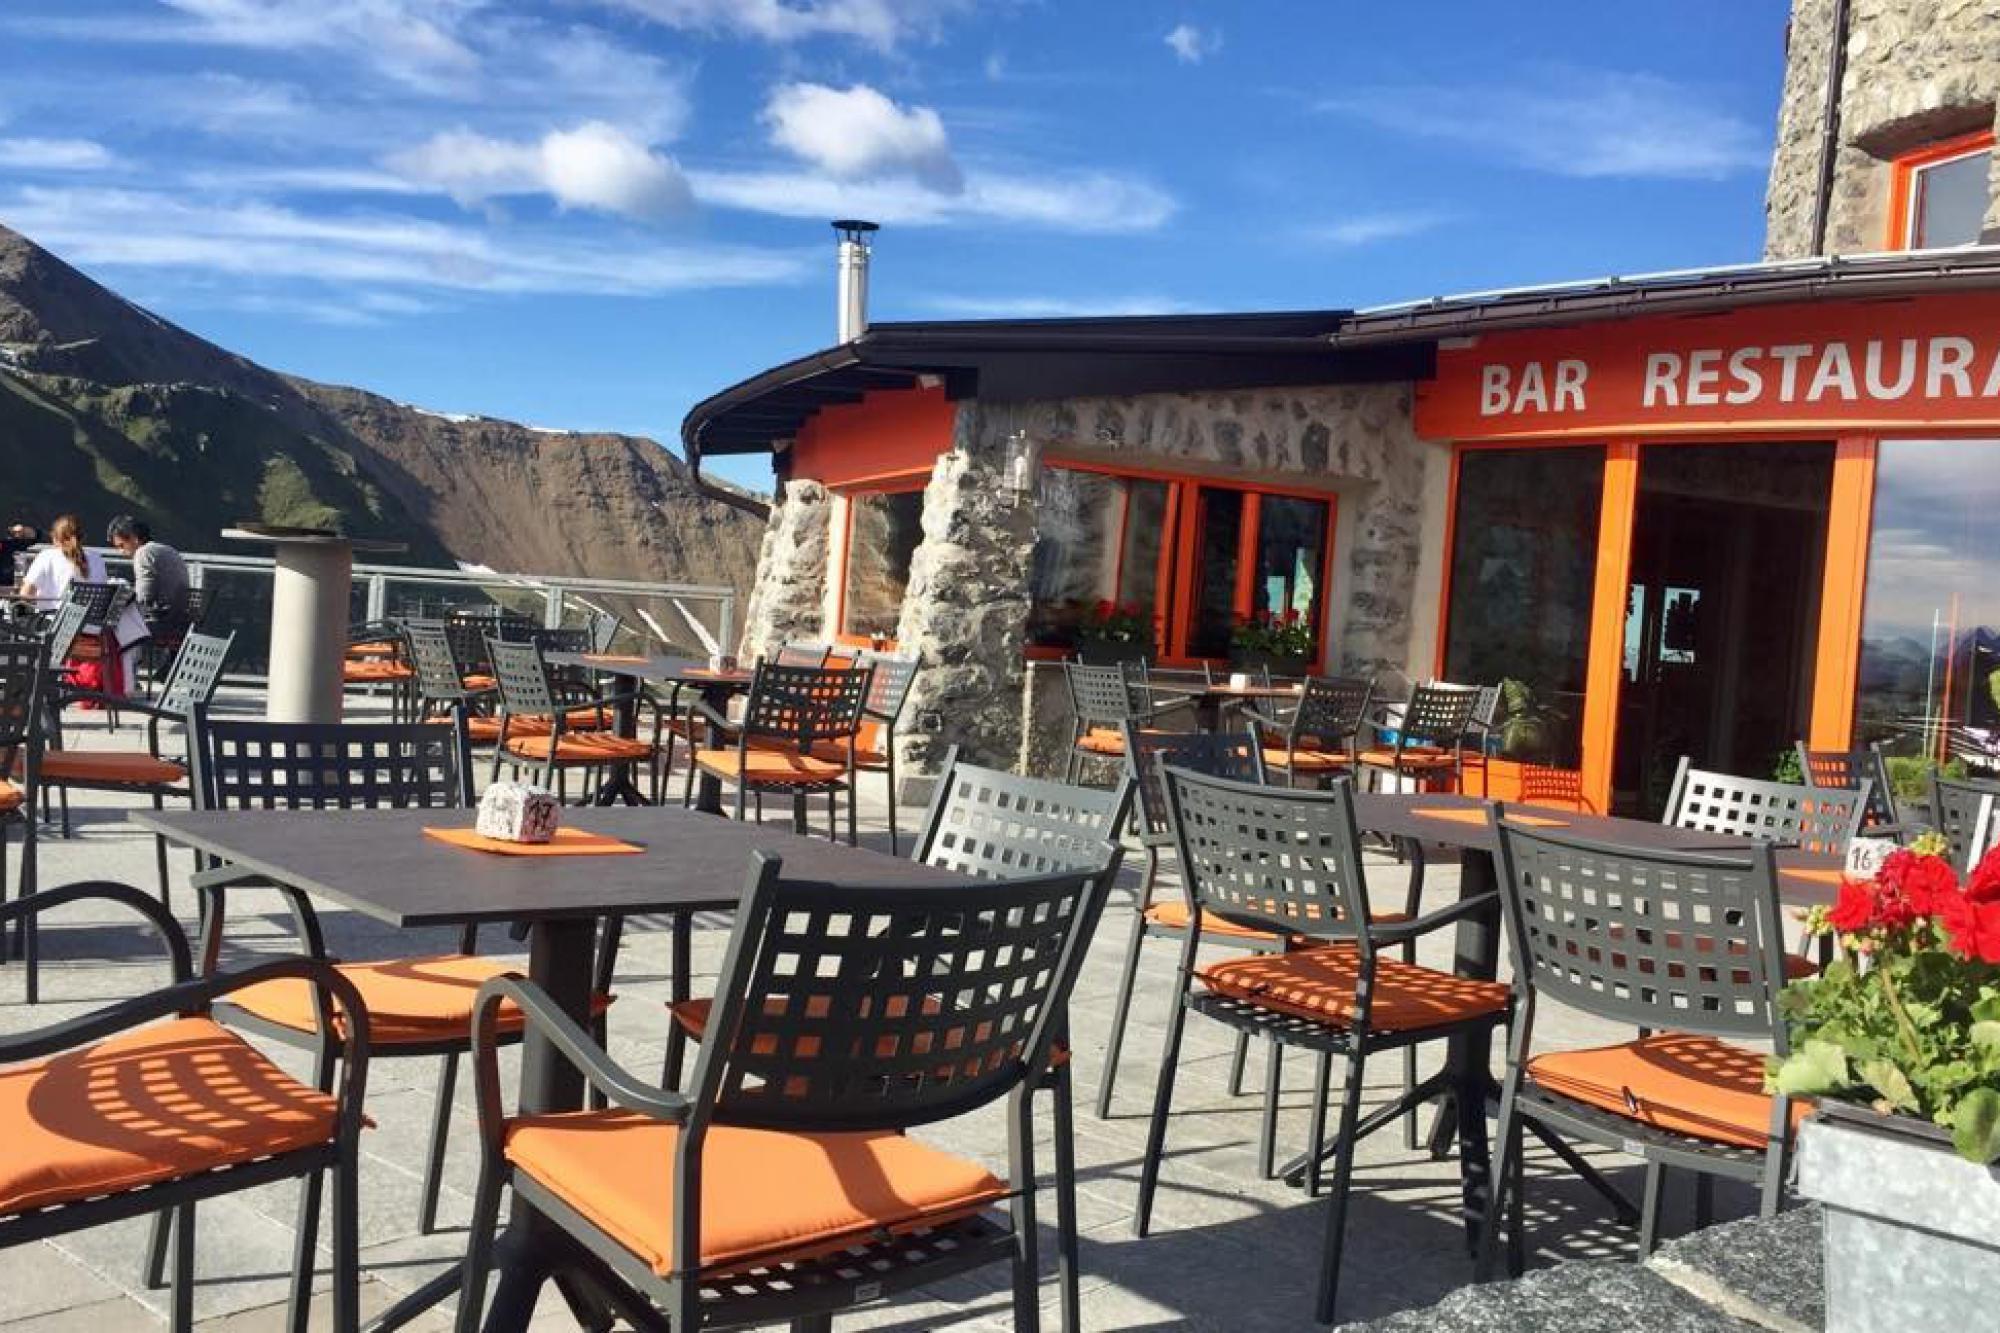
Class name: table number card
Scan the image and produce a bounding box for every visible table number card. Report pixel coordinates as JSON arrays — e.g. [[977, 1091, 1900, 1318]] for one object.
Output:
[[476, 781, 560, 844], [1845, 835, 1896, 882]]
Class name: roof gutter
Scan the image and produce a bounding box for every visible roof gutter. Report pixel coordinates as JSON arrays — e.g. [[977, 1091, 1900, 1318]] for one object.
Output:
[[681, 344, 867, 522], [1810, 0, 1853, 254]]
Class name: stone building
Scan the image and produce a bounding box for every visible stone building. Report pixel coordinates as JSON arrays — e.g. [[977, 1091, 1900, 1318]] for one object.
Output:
[[1766, 0, 2000, 256], [686, 4, 2000, 817]]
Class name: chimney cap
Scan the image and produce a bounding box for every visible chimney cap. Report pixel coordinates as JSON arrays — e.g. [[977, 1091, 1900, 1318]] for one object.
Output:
[[832, 219, 880, 240]]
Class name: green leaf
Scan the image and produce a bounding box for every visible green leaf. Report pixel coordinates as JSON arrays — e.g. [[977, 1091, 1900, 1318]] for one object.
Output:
[[1953, 1089, 2000, 1164], [1774, 1039, 1850, 1097], [1973, 994, 2000, 1025], [1859, 1058, 1920, 1112], [1971, 1022, 2000, 1053]]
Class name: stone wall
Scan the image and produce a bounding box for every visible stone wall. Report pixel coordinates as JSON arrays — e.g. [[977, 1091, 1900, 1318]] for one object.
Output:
[[735, 478, 830, 660], [889, 402, 1039, 778], [1766, 0, 2000, 257]]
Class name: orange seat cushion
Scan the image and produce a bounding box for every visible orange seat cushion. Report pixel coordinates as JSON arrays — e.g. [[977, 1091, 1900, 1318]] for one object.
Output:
[[504, 732, 654, 764], [0, 779, 23, 812], [0, 1017, 338, 1217], [343, 660, 414, 683], [461, 674, 496, 691], [694, 748, 846, 786], [1199, 946, 1510, 1033], [505, 1110, 1009, 1277], [1525, 1033, 1808, 1151], [229, 954, 612, 1045], [1074, 727, 1127, 757], [1262, 747, 1353, 773], [1357, 747, 1456, 770], [29, 751, 187, 786], [67, 635, 106, 662], [1145, 899, 1282, 942], [347, 640, 398, 660], [800, 741, 890, 768]]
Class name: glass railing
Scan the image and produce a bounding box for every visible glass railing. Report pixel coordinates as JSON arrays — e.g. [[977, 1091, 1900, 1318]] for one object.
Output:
[[70, 547, 735, 680]]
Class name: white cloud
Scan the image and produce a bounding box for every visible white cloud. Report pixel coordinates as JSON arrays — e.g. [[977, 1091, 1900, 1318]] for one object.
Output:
[[593, 0, 965, 51], [0, 137, 114, 170], [917, 293, 1195, 319], [688, 165, 1174, 232], [1319, 70, 1767, 179], [1164, 23, 1219, 64], [156, 0, 479, 86], [1298, 211, 1445, 246], [763, 83, 962, 192], [2, 185, 806, 297], [385, 122, 692, 220]]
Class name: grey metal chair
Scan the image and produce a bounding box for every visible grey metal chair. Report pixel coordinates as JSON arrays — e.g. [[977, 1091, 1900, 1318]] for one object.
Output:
[[1932, 773, 2000, 875], [0, 882, 369, 1333], [488, 636, 653, 801], [1479, 820, 1797, 1275], [0, 641, 41, 971], [1242, 674, 1374, 788], [1136, 771, 1513, 1324], [1061, 661, 1193, 784], [457, 849, 1117, 1333], [1796, 742, 1907, 838], [687, 659, 874, 841], [1357, 680, 1483, 792], [1663, 757, 1869, 857], [846, 649, 920, 853]]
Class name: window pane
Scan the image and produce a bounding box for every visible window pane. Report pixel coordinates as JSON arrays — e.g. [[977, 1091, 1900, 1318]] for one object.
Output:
[[1855, 439, 2000, 772], [1187, 488, 1244, 658], [843, 490, 924, 638], [1442, 447, 1605, 766], [1028, 468, 1152, 648], [1912, 150, 1990, 248], [1254, 496, 1330, 637], [1116, 480, 1171, 610]]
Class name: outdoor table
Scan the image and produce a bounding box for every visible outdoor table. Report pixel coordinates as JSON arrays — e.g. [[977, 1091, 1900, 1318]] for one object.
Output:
[[131, 803, 974, 1333], [221, 524, 406, 723], [1169, 680, 1305, 732], [545, 651, 752, 811], [1339, 791, 1803, 1246]]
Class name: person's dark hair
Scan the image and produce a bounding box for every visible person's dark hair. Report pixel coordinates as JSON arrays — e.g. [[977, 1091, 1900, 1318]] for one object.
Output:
[[106, 514, 150, 545]]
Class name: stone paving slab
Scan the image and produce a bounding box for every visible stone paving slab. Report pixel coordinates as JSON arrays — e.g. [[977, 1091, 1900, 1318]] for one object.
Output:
[[0, 692, 1815, 1330]]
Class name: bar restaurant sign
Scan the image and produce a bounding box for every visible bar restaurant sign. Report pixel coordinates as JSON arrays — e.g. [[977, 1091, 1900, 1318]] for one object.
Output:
[[1415, 295, 2000, 439]]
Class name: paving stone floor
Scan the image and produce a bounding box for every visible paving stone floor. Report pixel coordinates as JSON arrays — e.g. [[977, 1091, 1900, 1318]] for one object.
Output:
[[0, 692, 1805, 1331]]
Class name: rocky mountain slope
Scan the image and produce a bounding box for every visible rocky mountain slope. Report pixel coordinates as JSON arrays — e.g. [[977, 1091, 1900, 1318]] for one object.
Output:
[[0, 222, 765, 602]]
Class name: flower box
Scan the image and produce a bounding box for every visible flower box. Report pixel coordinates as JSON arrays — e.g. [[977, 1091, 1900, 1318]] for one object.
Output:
[[1077, 639, 1149, 667], [1798, 1103, 2000, 1331]]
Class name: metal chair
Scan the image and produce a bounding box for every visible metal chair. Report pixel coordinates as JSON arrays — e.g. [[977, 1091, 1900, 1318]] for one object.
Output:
[[1796, 742, 1907, 838], [1663, 757, 1869, 857], [0, 641, 41, 970], [457, 849, 1117, 1333], [1062, 661, 1193, 783], [1243, 674, 1374, 788], [1136, 770, 1512, 1324], [488, 637, 654, 802], [688, 659, 874, 842], [0, 881, 369, 1333], [1932, 773, 2000, 875], [775, 641, 832, 667], [140, 584, 212, 689], [1479, 820, 1797, 1274], [188, 713, 620, 1265], [1357, 680, 1483, 792], [847, 649, 920, 853], [586, 609, 622, 653]]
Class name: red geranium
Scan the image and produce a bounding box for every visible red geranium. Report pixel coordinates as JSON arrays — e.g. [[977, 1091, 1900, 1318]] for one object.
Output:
[[1876, 847, 1963, 919], [1968, 844, 2000, 903], [1827, 877, 1880, 933], [1943, 892, 2000, 964]]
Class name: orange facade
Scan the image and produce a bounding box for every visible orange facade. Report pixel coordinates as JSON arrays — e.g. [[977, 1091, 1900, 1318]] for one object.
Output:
[[792, 385, 955, 488]]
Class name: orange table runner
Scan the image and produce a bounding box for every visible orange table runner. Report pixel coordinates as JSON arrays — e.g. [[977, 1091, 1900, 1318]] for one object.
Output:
[[423, 827, 645, 856], [1782, 866, 1844, 885], [1410, 806, 1569, 829]]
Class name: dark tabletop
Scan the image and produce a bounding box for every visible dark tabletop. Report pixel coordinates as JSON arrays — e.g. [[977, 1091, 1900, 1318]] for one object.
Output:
[[546, 651, 752, 688], [131, 805, 964, 928]]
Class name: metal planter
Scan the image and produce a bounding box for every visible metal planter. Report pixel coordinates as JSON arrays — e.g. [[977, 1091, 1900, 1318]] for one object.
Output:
[[1797, 1105, 2000, 1331]]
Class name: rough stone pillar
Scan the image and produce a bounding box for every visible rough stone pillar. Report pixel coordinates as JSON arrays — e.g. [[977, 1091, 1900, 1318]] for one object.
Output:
[[892, 404, 1038, 783], [736, 478, 830, 660]]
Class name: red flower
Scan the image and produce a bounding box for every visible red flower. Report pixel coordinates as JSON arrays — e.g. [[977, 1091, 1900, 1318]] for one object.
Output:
[[1283, 608, 1301, 624], [1943, 892, 2000, 964], [1968, 845, 2000, 904], [1827, 878, 1879, 933], [1874, 848, 1960, 920]]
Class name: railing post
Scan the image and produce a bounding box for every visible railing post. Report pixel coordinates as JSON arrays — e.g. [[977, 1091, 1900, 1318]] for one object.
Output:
[[544, 585, 564, 629], [717, 591, 735, 657], [365, 572, 387, 624]]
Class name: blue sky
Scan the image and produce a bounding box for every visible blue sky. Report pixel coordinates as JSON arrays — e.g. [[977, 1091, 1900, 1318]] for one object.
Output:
[[0, 1, 1789, 490]]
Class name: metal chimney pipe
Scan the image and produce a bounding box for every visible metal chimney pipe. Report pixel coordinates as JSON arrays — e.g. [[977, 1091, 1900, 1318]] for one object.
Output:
[[834, 219, 878, 343]]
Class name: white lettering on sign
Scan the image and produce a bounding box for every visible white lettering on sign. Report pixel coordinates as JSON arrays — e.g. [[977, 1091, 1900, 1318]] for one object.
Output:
[[1477, 359, 1589, 416], [1473, 335, 2000, 419]]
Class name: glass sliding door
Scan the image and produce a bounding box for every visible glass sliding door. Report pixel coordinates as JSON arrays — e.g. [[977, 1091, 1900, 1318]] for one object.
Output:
[[1254, 495, 1331, 632], [1185, 488, 1246, 659]]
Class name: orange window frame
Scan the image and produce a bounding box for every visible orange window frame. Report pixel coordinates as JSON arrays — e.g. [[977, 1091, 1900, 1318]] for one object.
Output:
[[1886, 129, 1995, 250], [832, 476, 928, 639], [1038, 457, 1339, 666]]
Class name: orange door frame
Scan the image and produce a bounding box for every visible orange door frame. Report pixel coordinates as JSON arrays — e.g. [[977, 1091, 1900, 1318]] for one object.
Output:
[[1578, 442, 1641, 813], [1808, 436, 1878, 751]]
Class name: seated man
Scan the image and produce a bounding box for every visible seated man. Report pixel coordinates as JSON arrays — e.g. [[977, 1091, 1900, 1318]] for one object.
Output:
[[106, 514, 190, 628]]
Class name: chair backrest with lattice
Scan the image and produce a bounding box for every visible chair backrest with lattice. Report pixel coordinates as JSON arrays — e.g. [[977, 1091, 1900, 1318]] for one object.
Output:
[[1933, 774, 2000, 875], [914, 748, 1131, 878], [1663, 758, 1867, 856], [156, 632, 234, 716], [736, 661, 872, 751], [774, 642, 831, 668], [856, 650, 919, 723], [403, 620, 468, 701], [183, 585, 212, 629], [1164, 767, 1374, 947], [446, 611, 526, 676], [690, 851, 1114, 1134], [586, 611, 621, 653], [196, 716, 473, 810], [486, 636, 559, 718], [63, 581, 118, 631], [43, 601, 89, 666], [1398, 681, 1481, 749], [1797, 743, 1899, 830], [0, 638, 43, 757], [1494, 820, 1789, 1045], [1286, 675, 1374, 751], [1123, 727, 1263, 847], [1066, 662, 1147, 728]]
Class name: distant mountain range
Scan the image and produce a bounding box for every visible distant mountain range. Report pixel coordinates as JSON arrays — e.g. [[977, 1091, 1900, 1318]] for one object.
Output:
[[0, 222, 765, 606]]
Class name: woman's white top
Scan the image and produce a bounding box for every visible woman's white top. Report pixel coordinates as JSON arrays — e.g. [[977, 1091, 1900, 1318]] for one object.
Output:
[[19, 547, 152, 646]]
